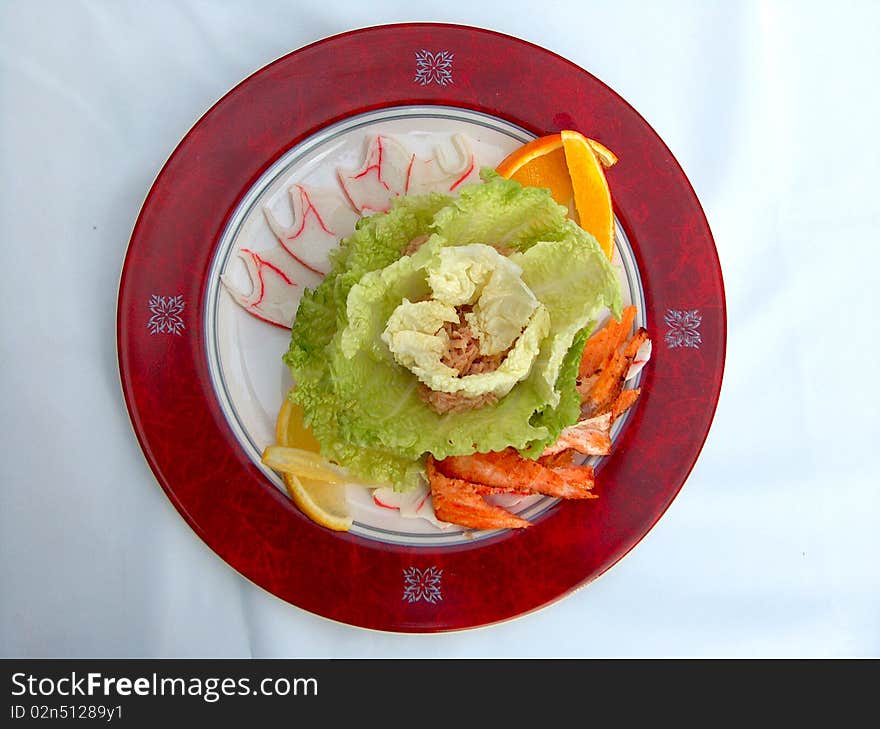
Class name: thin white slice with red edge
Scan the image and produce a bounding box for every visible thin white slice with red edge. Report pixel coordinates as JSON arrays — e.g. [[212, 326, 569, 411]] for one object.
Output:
[[337, 135, 411, 214], [220, 247, 307, 328], [372, 483, 453, 529], [626, 338, 652, 380], [230, 134, 483, 329], [262, 185, 355, 275], [405, 133, 477, 195], [339, 134, 480, 214]]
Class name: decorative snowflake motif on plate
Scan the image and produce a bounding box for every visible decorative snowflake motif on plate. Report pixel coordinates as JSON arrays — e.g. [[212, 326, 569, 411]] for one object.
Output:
[[414, 50, 454, 87], [402, 566, 443, 603], [147, 295, 185, 336], [664, 309, 701, 349]]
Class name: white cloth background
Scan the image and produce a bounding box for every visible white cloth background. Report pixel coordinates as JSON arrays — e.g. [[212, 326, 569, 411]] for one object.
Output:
[[1, 0, 877, 658]]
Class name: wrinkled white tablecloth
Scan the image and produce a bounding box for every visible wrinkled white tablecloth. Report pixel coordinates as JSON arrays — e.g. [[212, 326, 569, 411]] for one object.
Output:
[[2, 0, 878, 657]]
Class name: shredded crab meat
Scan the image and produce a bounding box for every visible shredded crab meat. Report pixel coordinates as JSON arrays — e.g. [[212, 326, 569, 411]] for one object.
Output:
[[417, 385, 498, 415], [440, 306, 508, 375], [416, 304, 514, 415]]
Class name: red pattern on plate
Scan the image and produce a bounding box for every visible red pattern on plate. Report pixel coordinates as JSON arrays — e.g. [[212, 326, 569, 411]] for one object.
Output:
[[117, 24, 725, 631]]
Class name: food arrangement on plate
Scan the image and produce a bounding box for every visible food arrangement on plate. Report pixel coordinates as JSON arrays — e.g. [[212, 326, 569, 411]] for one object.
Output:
[[118, 24, 724, 630], [223, 128, 652, 533]]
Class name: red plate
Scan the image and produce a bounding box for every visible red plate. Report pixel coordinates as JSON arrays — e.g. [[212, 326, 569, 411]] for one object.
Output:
[[117, 23, 725, 632]]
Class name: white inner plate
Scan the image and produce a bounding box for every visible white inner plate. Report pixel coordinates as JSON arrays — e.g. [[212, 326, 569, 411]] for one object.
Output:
[[204, 106, 645, 547]]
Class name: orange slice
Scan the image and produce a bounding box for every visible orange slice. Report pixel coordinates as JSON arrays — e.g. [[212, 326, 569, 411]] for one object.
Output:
[[496, 133, 617, 179], [274, 392, 352, 532], [584, 138, 618, 168], [496, 134, 572, 209], [561, 130, 615, 260], [496, 131, 616, 260]]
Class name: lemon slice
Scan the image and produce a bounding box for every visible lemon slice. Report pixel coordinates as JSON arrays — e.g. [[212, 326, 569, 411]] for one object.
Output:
[[272, 392, 353, 532], [282, 473, 352, 532], [262, 445, 350, 484], [276, 397, 322, 452]]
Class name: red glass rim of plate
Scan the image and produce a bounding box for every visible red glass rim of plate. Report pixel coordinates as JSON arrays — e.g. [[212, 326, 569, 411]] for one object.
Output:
[[117, 23, 725, 632]]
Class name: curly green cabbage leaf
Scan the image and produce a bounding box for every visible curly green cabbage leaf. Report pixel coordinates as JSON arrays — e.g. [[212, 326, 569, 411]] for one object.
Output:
[[284, 172, 621, 491], [377, 243, 548, 398]]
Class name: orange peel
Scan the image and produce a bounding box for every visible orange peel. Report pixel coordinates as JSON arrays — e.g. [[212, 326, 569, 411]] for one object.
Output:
[[496, 131, 617, 260]]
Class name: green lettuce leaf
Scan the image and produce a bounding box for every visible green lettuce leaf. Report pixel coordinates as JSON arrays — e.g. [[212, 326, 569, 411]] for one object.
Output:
[[523, 325, 592, 457], [513, 235, 622, 407], [285, 173, 621, 490], [375, 242, 548, 398], [285, 194, 450, 491], [432, 169, 572, 251]]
